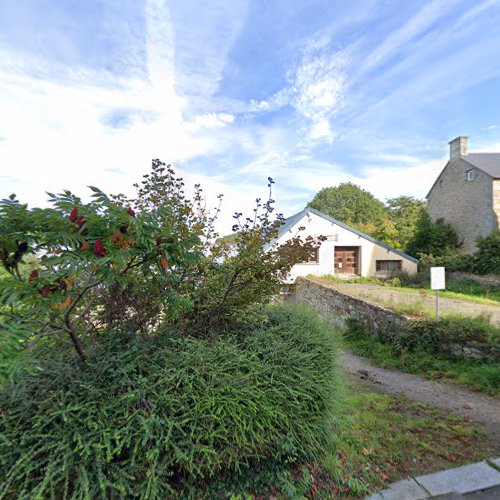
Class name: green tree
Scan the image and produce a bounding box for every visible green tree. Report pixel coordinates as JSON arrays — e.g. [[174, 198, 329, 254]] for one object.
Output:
[[0, 183, 201, 365], [406, 211, 460, 257], [307, 183, 387, 227], [473, 230, 500, 274], [386, 196, 426, 252], [372, 219, 400, 249]]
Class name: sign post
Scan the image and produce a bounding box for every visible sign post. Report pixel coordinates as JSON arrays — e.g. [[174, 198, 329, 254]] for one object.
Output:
[[430, 267, 445, 321]]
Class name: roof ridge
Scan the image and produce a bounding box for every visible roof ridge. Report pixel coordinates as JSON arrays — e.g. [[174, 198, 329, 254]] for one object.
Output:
[[280, 207, 419, 263]]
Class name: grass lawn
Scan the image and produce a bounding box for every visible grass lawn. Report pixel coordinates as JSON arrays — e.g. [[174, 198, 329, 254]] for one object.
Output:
[[319, 380, 498, 498], [345, 336, 500, 397], [313, 275, 500, 306], [381, 283, 500, 306]]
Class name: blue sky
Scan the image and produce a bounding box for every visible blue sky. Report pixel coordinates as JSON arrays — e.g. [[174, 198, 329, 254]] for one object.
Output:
[[1, 0, 500, 232]]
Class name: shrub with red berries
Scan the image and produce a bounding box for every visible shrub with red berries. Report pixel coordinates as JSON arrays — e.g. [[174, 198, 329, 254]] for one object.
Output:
[[0, 178, 202, 364], [1, 160, 316, 365]]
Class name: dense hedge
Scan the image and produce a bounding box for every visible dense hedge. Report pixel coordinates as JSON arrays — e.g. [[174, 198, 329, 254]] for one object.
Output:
[[0, 303, 338, 498], [419, 230, 500, 275], [345, 315, 500, 361]]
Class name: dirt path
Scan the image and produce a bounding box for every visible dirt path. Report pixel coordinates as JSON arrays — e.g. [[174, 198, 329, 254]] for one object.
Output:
[[339, 350, 500, 446], [317, 281, 500, 324]]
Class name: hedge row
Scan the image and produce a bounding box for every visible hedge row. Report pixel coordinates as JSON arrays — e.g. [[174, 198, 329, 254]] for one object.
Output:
[[419, 230, 500, 275], [345, 315, 500, 362]]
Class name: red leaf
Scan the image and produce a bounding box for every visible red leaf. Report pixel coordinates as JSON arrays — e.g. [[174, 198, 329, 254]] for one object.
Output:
[[156, 236, 163, 246], [29, 270, 38, 282], [160, 257, 168, 269], [127, 208, 136, 217], [77, 216, 86, 229], [380, 472, 390, 481]]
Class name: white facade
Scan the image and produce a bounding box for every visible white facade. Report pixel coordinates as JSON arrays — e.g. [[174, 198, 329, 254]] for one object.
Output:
[[272, 208, 418, 282]]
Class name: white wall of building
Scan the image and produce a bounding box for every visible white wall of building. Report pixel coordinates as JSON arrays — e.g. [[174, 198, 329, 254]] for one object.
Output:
[[273, 211, 418, 281]]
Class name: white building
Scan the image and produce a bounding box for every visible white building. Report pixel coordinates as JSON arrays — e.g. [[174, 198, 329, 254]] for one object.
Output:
[[272, 208, 418, 281]]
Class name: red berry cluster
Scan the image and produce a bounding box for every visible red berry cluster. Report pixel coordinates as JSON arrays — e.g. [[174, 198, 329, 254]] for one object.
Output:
[[68, 206, 135, 258], [29, 271, 69, 302]]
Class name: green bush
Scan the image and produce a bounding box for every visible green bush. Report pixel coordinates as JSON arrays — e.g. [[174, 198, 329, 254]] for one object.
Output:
[[0, 303, 338, 498], [418, 230, 500, 276], [406, 213, 460, 257], [473, 230, 500, 275], [418, 252, 475, 272], [345, 316, 500, 361], [394, 317, 497, 357]]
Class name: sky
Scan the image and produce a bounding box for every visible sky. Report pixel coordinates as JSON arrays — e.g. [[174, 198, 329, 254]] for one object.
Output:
[[1, 0, 500, 233]]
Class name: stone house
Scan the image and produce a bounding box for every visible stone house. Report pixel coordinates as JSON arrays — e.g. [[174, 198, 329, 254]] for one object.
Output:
[[269, 207, 418, 282], [426, 136, 500, 253]]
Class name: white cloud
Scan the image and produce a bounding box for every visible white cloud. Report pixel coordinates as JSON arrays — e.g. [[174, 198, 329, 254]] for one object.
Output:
[[245, 38, 347, 145], [356, 0, 461, 80], [248, 88, 291, 113], [169, 0, 250, 101], [284, 38, 348, 147], [309, 120, 335, 142], [0, 0, 253, 235], [359, 157, 445, 201], [185, 113, 235, 131], [293, 52, 346, 120]]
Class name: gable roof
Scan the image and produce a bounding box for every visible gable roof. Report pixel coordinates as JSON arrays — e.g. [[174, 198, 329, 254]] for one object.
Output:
[[278, 207, 419, 263], [462, 153, 500, 179], [426, 153, 500, 199]]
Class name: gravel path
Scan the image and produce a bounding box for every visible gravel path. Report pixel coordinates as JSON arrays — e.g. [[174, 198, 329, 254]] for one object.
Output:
[[318, 281, 500, 324], [339, 350, 500, 446]]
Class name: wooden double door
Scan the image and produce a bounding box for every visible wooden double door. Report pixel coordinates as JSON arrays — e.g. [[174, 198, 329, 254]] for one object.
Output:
[[334, 246, 359, 275]]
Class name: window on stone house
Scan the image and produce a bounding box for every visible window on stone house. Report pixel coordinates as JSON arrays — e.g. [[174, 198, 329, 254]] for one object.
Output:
[[376, 260, 402, 272], [465, 169, 475, 181]]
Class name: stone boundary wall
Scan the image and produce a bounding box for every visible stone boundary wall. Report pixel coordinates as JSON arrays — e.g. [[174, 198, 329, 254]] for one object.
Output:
[[294, 277, 409, 333], [294, 277, 499, 362]]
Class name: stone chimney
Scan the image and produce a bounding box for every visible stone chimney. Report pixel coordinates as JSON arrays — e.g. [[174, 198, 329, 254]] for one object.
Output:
[[449, 136, 468, 158]]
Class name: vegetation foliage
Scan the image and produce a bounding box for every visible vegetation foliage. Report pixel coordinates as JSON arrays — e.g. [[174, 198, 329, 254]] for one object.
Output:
[[306, 183, 461, 257], [324, 382, 494, 497], [420, 230, 500, 276], [345, 318, 500, 395], [0, 160, 319, 377], [405, 213, 460, 257], [0, 161, 334, 497], [0, 303, 337, 498], [308, 182, 387, 227]]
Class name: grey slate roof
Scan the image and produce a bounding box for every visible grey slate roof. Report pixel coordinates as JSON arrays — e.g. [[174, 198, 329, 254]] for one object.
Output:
[[278, 207, 419, 263], [462, 153, 500, 178]]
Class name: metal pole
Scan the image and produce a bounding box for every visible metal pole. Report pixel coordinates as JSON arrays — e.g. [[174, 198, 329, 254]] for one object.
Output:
[[435, 290, 439, 321]]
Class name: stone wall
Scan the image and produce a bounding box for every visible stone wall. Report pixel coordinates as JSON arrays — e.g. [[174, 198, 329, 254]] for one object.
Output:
[[295, 277, 499, 362], [294, 277, 409, 333]]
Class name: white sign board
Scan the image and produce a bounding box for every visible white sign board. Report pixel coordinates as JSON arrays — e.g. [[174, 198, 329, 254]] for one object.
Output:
[[431, 267, 446, 290]]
